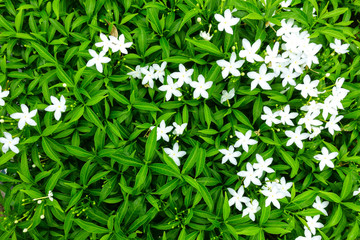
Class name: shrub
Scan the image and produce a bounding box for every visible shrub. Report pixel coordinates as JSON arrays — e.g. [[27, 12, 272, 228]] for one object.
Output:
[[0, 0, 360, 239]]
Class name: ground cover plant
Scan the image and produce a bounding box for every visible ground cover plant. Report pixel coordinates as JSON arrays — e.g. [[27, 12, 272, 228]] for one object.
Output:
[[0, 0, 360, 239]]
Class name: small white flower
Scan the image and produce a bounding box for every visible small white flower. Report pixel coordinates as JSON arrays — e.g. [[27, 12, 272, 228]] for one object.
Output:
[[48, 190, 54, 201], [10, 104, 37, 130], [45, 95, 66, 121], [298, 112, 322, 133], [190, 74, 213, 99], [158, 76, 182, 101], [172, 122, 187, 136], [228, 186, 250, 211], [94, 33, 113, 53], [0, 132, 19, 154], [141, 66, 156, 88], [0, 86, 9, 106], [239, 39, 264, 63], [127, 65, 142, 79], [216, 52, 244, 79], [234, 130, 258, 152], [86, 49, 111, 73], [170, 64, 194, 87], [214, 9, 240, 35], [237, 162, 262, 188], [280, 68, 300, 87], [221, 88, 235, 104], [261, 106, 281, 127], [247, 64, 275, 90], [314, 147, 338, 171], [279, 105, 298, 126], [305, 215, 324, 235], [109, 34, 133, 54], [253, 154, 274, 178], [218, 145, 241, 165], [40, 215, 45, 219], [330, 39, 350, 54], [295, 228, 321, 240], [277, 177, 292, 198], [312, 196, 329, 216], [276, 19, 301, 37], [199, 31, 213, 41], [156, 120, 173, 142], [353, 187, 360, 196], [295, 75, 319, 99], [153, 62, 167, 83], [261, 188, 284, 209], [242, 199, 261, 221], [285, 126, 309, 149], [325, 115, 343, 135], [164, 142, 186, 166]]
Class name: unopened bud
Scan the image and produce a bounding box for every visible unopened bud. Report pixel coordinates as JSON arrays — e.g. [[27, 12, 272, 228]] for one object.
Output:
[[37, 200, 42, 204], [40, 215, 45, 219], [325, 73, 330, 77], [197, 17, 201, 23], [62, 83, 67, 87]]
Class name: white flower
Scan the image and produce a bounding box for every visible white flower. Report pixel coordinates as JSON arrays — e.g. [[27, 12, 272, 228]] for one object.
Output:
[[353, 187, 360, 196], [0, 86, 9, 106], [86, 49, 111, 73], [172, 122, 187, 136], [261, 188, 284, 209], [170, 64, 194, 87], [239, 39, 264, 63], [320, 96, 338, 120], [23, 228, 28, 233], [234, 130, 258, 152], [153, 62, 167, 83], [305, 215, 324, 235], [312, 196, 329, 216], [280, 68, 300, 87], [253, 154, 274, 178], [40, 215, 45, 219], [110, 34, 133, 54], [265, 42, 286, 65], [295, 75, 319, 98], [237, 162, 262, 188], [45, 95, 66, 121], [298, 112, 322, 133], [190, 74, 213, 99], [242, 199, 261, 221], [127, 65, 142, 79], [10, 104, 38, 130], [158, 76, 182, 101], [280, 0, 292, 8], [218, 145, 241, 165], [261, 106, 281, 127], [156, 120, 173, 142], [247, 64, 275, 90], [279, 105, 298, 126], [277, 177, 292, 198], [314, 147, 338, 171], [325, 115, 343, 135], [221, 88, 235, 104], [48, 190, 54, 201], [141, 66, 156, 88], [285, 126, 309, 149], [228, 186, 250, 211], [199, 31, 213, 41], [0, 132, 20, 154], [277, 19, 301, 36], [95, 33, 112, 53], [164, 142, 186, 166], [330, 39, 350, 54], [295, 228, 321, 240], [214, 9, 240, 35], [216, 52, 244, 79]]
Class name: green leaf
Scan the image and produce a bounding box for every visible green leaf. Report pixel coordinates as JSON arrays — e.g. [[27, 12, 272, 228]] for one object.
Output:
[[64, 145, 94, 158], [319, 191, 341, 203], [223, 193, 230, 220], [145, 127, 157, 162], [56, 65, 74, 87], [347, 222, 359, 240], [320, 8, 348, 19], [253, 94, 263, 123], [85, 107, 105, 130], [31, 42, 56, 64], [341, 173, 353, 200], [74, 219, 109, 234], [204, 103, 212, 128], [66, 190, 83, 212], [279, 149, 298, 178], [147, 8, 162, 34], [0, 15, 15, 32], [182, 145, 199, 174], [232, 109, 252, 128], [185, 38, 224, 57], [133, 101, 161, 112], [53, 0, 60, 19], [42, 137, 62, 165], [107, 86, 130, 105], [179, 9, 198, 31], [112, 154, 143, 168]]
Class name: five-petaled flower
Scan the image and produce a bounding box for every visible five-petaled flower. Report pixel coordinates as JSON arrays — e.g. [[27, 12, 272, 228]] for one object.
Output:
[[164, 142, 186, 166], [10, 104, 38, 130], [0, 132, 20, 154], [214, 9, 240, 35], [190, 74, 213, 99], [86, 49, 111, 73], [45, 95, 66, 121]]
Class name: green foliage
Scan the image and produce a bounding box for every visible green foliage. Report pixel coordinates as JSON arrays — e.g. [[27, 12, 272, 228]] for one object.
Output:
[[0, 0, 360, 239]]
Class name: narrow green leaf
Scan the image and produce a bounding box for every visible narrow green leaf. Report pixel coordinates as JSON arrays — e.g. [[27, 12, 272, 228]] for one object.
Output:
[[145, 127, 157, 162], [74, 219, 109, 234]]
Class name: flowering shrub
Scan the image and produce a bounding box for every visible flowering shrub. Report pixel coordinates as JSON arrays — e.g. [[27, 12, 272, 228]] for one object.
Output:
[[0, 0, 360, 239]]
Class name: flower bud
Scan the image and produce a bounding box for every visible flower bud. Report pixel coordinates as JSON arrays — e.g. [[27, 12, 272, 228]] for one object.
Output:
[[197, 17, 201, 23], [40, 215, 45, 219], [325, 73, 330, 77], [62, 83, 67, 87]]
